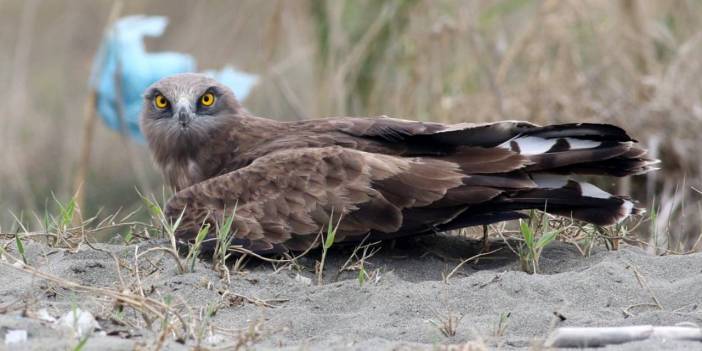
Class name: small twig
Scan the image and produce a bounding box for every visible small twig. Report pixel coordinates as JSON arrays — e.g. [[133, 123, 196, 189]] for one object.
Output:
[[83, 239, 127, 291], [136, 246, 186, 274], [227, 230, 322, 264], [625, 262, 663, 310], [622, 303, 660, 318], [72, 0, 123, 218], [221, 290, 288, 309], [334, 235, 380, 281], [0, 298, 23, 314], [444, 248, 502, 282], [429, 309, 463, 337]]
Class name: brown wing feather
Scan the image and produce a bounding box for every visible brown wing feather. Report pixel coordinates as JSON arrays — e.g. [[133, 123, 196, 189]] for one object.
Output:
[[331, 116, 538, 147], [165, 146, 474, 253]]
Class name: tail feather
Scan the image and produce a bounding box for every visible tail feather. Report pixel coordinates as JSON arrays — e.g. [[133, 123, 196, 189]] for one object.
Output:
[[524, 142, 633, 172], [496, 124, 657, 177], [550, 156, 659, 176], [361, 120, 655, 231], [471, 175, 639, 226], [521, 123, 633, 141]]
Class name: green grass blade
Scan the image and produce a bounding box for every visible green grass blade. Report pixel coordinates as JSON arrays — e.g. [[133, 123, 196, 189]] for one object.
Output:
[[15, 234, 27, 264], [219, 210, 236, 239], [72, 336, 89, 351], [324, 210, 340, 250], [536, 230, 558, 249], [139, 193, 164, 222], [519, 219, 534, 249], [324, 223, 337, 249], [358, 268, 366, 286], [188, 223, 210, 272]]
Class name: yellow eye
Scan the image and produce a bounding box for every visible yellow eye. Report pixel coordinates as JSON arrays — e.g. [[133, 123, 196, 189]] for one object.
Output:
[[200, 92, 215, 107], [154, 94, 169, 109]]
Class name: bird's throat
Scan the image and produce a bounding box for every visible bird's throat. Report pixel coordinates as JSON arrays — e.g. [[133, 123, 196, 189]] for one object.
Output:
[[162, 157, 204, 191]]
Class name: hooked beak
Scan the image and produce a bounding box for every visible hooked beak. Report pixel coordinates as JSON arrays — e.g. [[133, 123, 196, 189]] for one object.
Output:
[[174, 101, 194, 128]]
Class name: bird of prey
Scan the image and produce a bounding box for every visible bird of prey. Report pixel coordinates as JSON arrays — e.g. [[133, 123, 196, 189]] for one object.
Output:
[[140, 73, 656, 254]]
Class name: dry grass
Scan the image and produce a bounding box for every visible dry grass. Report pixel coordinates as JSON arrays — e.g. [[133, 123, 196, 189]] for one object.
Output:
[[1, 0, 702, 251], [430, 309, 464, 337], [0, 208, 292, 349], [0, 240, 193, 348]]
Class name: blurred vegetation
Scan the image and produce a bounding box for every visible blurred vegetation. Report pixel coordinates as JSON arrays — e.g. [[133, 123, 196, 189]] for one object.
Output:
[[1, 0, 701, 252]]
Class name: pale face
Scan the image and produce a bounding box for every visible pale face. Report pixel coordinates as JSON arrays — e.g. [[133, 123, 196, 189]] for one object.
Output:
[[140, 73, 240, 157]]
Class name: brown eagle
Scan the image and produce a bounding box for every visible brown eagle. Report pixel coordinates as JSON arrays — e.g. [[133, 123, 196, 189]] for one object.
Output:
[[140, 73, 656, 254]]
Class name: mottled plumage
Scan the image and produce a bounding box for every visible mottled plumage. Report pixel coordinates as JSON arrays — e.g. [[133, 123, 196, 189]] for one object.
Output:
[[140, 73, 657, 254]]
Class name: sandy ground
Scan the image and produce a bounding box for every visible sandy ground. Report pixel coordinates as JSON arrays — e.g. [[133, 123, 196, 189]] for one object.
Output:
[[1, 234, 701, 350]]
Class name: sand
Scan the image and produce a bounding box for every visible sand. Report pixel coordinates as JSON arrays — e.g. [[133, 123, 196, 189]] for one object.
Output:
[[1, 234, 701, 350]]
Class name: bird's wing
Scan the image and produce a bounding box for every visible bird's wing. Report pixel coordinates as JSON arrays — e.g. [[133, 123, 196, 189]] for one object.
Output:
[[165, 119, 654, 254], [327, 117, 651, 176], [164, 145, 531, 253], [328, 116, 632, 147], [328, 116, 541, 147]]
